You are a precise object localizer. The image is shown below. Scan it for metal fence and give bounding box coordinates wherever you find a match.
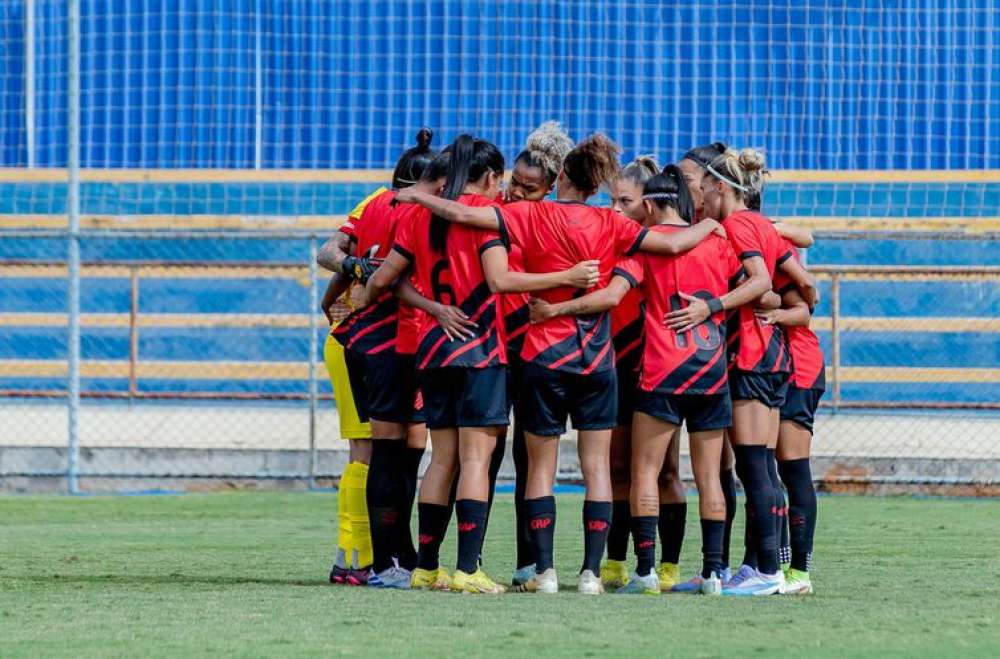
[1,229,998,495]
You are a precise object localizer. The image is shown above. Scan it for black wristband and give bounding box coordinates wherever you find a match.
[706,297,724,314]
[340,256,359,279]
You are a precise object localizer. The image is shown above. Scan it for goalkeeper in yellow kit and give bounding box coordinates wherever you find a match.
[322,187,386,585]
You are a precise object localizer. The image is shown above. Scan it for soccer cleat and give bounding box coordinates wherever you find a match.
[722,569,785,597]
[527,568,559,594]
[368,566,412,589]
[411,567,452,591]
[700,571,723,596]
[616,571,660,595]
[782,568,813,595]
[577,569,604,595]
[600,560,630,590]
[450,569,506,594]
[510,564,537,593]
[670,573,706,594]
[720,566,732,584]
[656,562,680,591]
[329,564,349,584]
[346,567,370,586]
[724,564,756,588]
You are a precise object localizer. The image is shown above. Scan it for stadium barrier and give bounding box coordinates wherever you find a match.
[1,229,997,495]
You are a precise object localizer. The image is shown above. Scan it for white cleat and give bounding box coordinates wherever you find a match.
[699,571,723,596]
[577,569,605,595]
[530,567,559,594]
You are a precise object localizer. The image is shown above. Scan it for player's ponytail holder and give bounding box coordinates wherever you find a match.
[706,164,748,192]
[642,192,678,200]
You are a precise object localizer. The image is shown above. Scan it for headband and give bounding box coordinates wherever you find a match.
[706,163,748,192]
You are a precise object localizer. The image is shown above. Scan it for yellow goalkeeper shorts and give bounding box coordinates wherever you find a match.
[323,332,371,440]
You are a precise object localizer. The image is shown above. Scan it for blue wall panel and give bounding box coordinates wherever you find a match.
[2,0,999,169]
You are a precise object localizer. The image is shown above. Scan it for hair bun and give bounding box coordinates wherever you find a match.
[416,127,434,150]
[737,148,766,172]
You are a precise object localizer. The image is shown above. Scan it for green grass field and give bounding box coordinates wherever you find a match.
[1,492,998,658]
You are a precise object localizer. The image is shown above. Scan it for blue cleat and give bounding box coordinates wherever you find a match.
[616,571,660,595]
[721,568,784,597]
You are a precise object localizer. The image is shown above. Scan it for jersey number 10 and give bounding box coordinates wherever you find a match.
[669,291,722,351]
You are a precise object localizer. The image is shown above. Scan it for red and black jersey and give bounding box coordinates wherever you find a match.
[723,210,793,374]
[497,200,646,375]
[773,239,825,390]
[333,189,401,355]
[610,257,645,375]
[488,197,530,359]
[392,194,506,370]
[635,225,740,395]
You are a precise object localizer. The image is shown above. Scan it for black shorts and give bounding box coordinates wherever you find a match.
[634,390,732,432]
[345,348,422,425]
[616,364,639,427]
[521,363,617,436]
[780,385,825,433]
[417,366,509,430]
[729,369,790,409]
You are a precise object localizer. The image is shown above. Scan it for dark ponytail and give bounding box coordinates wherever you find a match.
[562,133,621,195]
[430,134,504,252]
[392,127,436,189]
[642,164,695,224]
[681,142,727,170]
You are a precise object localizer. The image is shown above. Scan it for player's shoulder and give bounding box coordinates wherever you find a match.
[458,192,500,208]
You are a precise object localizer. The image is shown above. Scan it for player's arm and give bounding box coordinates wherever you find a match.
[756,290,782,310]
[528,275,633,324]
[363,249,410,307]
[635,218,724,256]
[395,278,477,341]
[665,256,772,333]
[317,230,354,273]
[774,223,814,248]
[778,256,819,307]
[320,274,351,325]
[480,245,599,294]
[755,286,812,328]
[393,188,499,230]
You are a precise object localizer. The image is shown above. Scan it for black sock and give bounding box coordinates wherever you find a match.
[700,519,725,579]
[526,496,557,572]
[393,446,423,570]
[658,502,686,565]
[416,502,451,571]
[481,435,506,546]
[456,499,489,574]
[720,468,737,569]
[581,500,613,575]
[779,458,817,572]
[734,445,779,575]
[606,500,631,562]
[512,426,533,569]
[629,515,657,577]
[366,440,405,573]
[765,448,784,567]
[778,489,790,565]
[741,500,757,569]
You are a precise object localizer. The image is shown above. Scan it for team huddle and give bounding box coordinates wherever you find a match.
[317,121,823,597]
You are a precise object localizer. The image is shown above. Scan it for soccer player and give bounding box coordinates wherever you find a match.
[396,133,725,594]
[502,121,576,591]
[598,155,688,592]
[320,187,382,586]
[756,240,824,595]
[665,147,815,596]
[367,135,598,594]
[319,129,438,589]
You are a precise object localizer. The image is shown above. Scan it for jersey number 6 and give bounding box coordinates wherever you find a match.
[431,259,457,306]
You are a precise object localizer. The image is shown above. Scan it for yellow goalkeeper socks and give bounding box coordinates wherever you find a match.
[336,463,355,565]
[347,462,373,569]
